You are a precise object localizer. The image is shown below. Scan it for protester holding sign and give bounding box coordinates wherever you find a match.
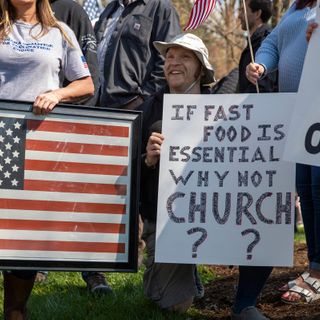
[0,0,94,317]
[138,33,214,313]
[246,0,320,305]
[232,1,278,319]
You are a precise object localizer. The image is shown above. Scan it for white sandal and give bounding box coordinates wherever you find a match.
[278,271,310,292]
[281,272,320,304]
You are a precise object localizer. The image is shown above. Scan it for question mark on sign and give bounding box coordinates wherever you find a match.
[187,227,207,258]
[241,229,260,260]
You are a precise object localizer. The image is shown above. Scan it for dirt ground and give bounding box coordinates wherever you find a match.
[195,243,320,319]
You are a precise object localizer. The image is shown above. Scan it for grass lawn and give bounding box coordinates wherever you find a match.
[0,229,304,320]
[0,265,214,320]
[294,224,306,243]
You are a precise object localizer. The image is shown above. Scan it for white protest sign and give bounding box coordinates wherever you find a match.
[155,93,295,267]
[283,1,320,165]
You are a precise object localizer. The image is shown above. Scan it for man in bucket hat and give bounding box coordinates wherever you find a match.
[138,33,214,313]
[154,33,215,92]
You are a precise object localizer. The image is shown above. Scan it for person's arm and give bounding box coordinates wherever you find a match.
[246,63,265,85]
[33,23,94,114]
[246,25,280,85]
[52,1,100,105]
[242,68,277,93]
[306,22,318,42]
[145,132,164,168]
[241,28,278,93]
[140,3,181,97]
[254,30,279,77]
[253,3,296,77]
[33,76,94,115]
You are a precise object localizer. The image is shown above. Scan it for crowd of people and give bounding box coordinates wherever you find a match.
[0,0,318,319]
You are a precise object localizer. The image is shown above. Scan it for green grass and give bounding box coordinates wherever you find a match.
[294,224,306,243]
[0,230,305,319]
[0,266,214,320]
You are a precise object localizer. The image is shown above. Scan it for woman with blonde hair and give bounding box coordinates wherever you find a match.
[0,0,94,317]
[0,0,94,114]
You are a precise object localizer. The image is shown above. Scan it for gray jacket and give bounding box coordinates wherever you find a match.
[95,0,180,108]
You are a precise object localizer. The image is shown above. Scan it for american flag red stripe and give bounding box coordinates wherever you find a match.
[0,239,125,253]
[184,0,217,30]
[25,160,128,175]
[0,219,125,233]
[24,179,127,195]
[0,199,126,214]
[0,113,132,262]
[27,119,129,137]
[26,140,128,157]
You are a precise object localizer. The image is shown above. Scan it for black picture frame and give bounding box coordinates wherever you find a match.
[0,99,142,272]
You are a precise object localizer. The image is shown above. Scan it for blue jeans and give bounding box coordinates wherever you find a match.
[296,163,320,270]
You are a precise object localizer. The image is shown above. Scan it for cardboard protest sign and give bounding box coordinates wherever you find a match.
[283,1,320,165]
[155,93,295,267]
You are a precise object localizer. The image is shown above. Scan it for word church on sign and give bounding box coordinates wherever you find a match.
[156,93,295,266]
[166,190,291,226]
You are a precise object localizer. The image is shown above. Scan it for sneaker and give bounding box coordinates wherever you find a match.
[194,267,205,300]
[85,272,113,295]
[231,307,269,320]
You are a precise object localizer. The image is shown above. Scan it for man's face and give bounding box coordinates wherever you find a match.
[164,46,202,93]
[239,0,257,32]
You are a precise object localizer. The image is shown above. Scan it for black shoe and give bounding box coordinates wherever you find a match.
[231,307,269,320]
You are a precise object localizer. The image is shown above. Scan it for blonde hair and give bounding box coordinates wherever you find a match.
[0,0,73,45]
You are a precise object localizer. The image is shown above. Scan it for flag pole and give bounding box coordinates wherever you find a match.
[241,0,260,93]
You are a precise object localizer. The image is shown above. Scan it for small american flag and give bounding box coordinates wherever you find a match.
[83,0,101,21]
[0,111,131,263]
[184,0,217,30]
[81,56,88,69]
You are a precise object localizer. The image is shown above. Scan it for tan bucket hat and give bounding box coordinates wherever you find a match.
[154,33,215,84]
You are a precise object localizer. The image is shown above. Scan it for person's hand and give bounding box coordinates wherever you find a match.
[145,132,164,167]
[306,22,318,42]
[33,91,62,115]
[246,63,265,84]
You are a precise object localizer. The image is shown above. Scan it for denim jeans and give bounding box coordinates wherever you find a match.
[296,163,320,270]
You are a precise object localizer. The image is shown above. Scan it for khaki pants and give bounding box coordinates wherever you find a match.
[142,220,197,309]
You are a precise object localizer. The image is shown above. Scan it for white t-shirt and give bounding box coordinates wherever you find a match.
[0,21,91,101]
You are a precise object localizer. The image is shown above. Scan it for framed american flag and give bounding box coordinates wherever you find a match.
[0,100,141,272]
